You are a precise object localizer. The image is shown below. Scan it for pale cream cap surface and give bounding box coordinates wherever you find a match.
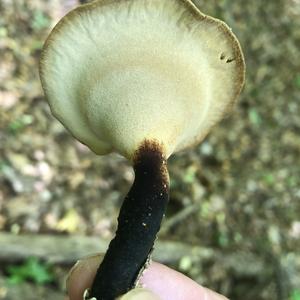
[40,0,245,160]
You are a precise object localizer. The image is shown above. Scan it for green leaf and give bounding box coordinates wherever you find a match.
[0,160,8,173]
[8,119,24,133]
[8,115,33,134]
[7,257,53,285]
[183,166,197,184]
[248,108,262,126]
[263,173,275,185]
[218,233,229,247]
[32,11,50,31]
[291,289,300,300]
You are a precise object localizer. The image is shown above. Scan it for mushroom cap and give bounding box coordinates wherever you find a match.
[40,0,245,160]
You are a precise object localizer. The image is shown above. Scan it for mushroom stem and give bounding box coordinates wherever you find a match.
[89,140,169,300]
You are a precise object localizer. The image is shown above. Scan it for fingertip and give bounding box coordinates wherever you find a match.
[139,262,228,300]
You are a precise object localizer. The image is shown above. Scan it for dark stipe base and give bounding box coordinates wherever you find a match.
[89,140,169,300]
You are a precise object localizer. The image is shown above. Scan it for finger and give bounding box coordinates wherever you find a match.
[66,255,160,300]
[66,254,159,300]
[66,254,228,300]
[139,262,228,300]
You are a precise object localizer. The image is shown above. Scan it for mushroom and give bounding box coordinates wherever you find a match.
[39,0,245,299]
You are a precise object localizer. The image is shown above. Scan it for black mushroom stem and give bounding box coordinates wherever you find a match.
[89,140,170,300]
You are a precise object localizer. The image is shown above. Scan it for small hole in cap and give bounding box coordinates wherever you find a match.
[226,57,235,63]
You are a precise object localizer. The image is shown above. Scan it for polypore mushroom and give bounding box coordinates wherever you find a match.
[40,0,245,299]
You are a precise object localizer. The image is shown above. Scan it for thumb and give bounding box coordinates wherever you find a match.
[118,288,161,300]
[66,254,161,300]
[67,253,228,300]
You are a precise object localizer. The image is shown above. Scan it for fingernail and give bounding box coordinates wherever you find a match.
[66,259,81,287]
[66,253,104,289]
[119,288,161,300]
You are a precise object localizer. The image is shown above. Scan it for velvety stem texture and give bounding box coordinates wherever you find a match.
[89,141,169,300]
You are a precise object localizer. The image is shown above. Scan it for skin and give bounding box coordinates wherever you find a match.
[67,254,228,300]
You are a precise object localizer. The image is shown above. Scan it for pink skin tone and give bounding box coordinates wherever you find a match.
[67,255,228,300]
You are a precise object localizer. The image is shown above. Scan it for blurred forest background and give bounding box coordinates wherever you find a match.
[0,0,300,299]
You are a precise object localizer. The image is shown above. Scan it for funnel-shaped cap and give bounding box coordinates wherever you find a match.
[40,0,245,159]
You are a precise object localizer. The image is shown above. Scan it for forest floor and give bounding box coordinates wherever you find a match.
[0,0,300,299]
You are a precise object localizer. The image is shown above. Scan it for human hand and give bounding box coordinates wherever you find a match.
[67,254,228,300]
